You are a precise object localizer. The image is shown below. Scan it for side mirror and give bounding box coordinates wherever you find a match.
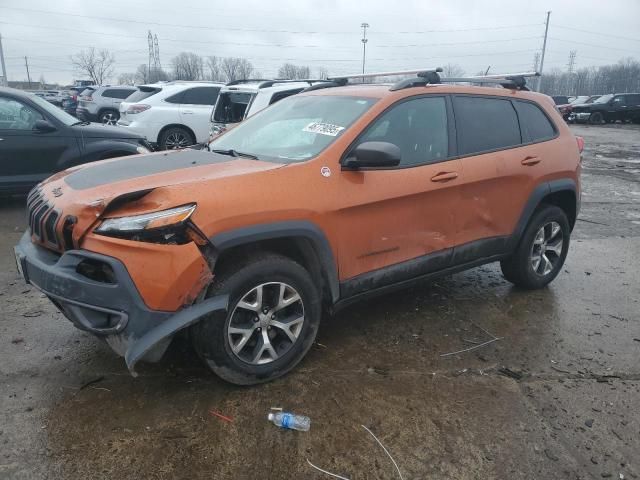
[33,119,57,133]
[343,141,401,169]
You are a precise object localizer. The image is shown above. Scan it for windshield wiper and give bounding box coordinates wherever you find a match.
[210,148,259,160]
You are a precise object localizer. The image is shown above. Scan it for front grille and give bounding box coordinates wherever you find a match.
[26,187,61,248]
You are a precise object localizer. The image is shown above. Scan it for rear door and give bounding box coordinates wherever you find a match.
[179,86,221,142]
[451,95,554,262]
[336,95,462,291]
[609,95,628,122]
[626,94,640,122]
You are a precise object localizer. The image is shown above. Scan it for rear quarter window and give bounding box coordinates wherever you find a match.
[515,101,557,143]
[453,96,521,155]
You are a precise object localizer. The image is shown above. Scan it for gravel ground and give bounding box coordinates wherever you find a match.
[0,124,638,480]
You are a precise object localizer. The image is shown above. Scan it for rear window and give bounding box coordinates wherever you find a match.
[102,88,136,99]
[552,96,569,105]
[515,101,556,143]
[212,91,255,123]
[453,96,521,155]
[126,86,161,102]
[181,86,220,105]
[79,87,95,98]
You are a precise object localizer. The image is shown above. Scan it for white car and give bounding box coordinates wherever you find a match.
[208,80,328,142]
[117,81,223,149]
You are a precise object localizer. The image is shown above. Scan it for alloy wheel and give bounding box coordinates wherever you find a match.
[530,221,564,276]
[101,112,118,126]
[227,282,305,365]
[165,132,190,149]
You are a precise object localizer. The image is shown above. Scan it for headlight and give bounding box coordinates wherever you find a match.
[136,145,150,154]
[95,204,205,245]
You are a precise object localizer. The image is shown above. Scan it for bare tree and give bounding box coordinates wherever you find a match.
[206,56,224,82]
[442,63,465,78]
[317,67,329,80]
[172,52,204,81]
[71,48,115,85]
[277,63,311,79]
[220,57,254,82]
[118,72,137,85]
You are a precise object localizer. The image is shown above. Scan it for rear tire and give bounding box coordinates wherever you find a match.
[99,109,119,125]
[159,127,195,150]
[191,253,322,385]
[501,205,570,289]
[589,112,604,125]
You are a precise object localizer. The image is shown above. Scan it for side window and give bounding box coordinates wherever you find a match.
[165,91,185,104]
[355,96,449,166]
[0,97,44,130]
[627,94,640,106]
[612,95,627,106]
[515,101,556,143]
[102,88,135,99]
[181,87,221,105]
[453,96,521,155]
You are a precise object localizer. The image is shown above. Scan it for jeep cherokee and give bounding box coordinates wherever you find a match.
[14,70,582,385]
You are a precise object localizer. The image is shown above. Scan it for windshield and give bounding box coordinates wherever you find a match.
[570,96,590,105]
[29,93,78,126]
[210,95,377,163]
[594,94,613,104]
[212,91,255,123]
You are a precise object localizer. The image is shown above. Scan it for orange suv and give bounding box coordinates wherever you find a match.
[14,70,582,385]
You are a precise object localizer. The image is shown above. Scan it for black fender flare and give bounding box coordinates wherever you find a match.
[210,220,340,303]
[507,178,578,252]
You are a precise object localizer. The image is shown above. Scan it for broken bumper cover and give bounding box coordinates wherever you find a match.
[14,232,227,375]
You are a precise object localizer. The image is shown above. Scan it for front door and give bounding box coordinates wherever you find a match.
[179,86,221,143]
[0,96,69,191]
[335,95,462,293]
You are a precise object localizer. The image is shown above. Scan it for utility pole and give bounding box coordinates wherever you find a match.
[567,50,577,95]
[361,22,369,80]
[24,56,32,88]
[537,10,551,92]
[0,33,7,87]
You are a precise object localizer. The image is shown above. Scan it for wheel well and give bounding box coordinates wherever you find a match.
[213,238,332,306]
[541,190,577,229]
[157,124,196,144]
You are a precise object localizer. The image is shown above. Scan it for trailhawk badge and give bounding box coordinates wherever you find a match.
[321,166,331,177]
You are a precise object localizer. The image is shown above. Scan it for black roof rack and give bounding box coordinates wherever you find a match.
[390,71,540,92]
[225,79,275,86]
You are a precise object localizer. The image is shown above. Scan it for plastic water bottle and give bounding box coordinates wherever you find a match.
[267,412,310,431]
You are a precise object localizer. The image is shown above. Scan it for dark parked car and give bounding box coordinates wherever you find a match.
[62,86,93,117]
[551,95,573,106]
[558,95,600,121]
[0,87,152,194]
[569,93,640,124]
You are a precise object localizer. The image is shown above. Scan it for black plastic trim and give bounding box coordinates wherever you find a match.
[210,220,340,302]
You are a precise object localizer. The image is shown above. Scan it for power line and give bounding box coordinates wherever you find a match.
[549,37,639,53]
[555,25,640,43]
[0,6,541,35]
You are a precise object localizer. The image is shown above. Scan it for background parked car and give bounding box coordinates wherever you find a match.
[62,86,93,117]
[551,95,575,105]
[569,93,640,124]
[117,81,223,149]
[75,85,137,125]
[208,79,328,142]
[558,95,601,121]
[0,87,151,194]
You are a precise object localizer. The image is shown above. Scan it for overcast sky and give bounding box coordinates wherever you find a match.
[1,0,639,85]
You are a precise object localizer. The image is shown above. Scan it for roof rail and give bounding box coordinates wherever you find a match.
[328,67,443,83]
[390,71,540,92]
[225,79,277,86]
[225,78,332,88]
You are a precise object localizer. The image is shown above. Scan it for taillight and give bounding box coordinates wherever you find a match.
[576,136,585,153]
[126,104,151,114]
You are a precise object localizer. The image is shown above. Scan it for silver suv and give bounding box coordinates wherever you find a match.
[76,86,137,124]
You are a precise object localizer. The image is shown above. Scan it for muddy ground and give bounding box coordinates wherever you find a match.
[1,124,639,480]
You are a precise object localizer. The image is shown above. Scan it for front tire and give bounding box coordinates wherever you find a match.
[501,205,570,289]
[191,253,322,385]
[589,112,604,125]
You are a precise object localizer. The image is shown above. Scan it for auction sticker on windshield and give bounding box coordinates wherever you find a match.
[303,122,345,136]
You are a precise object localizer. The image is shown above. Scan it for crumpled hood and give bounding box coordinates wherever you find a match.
[36,149,283,247]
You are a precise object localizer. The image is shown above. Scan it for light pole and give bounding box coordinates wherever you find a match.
[361,22,369,79]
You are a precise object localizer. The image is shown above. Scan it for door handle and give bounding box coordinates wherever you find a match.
[430,171,459,182]
[182,110,194,114]
[521,156,541,166]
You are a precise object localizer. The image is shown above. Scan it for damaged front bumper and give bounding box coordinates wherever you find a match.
[14,232,227,375]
